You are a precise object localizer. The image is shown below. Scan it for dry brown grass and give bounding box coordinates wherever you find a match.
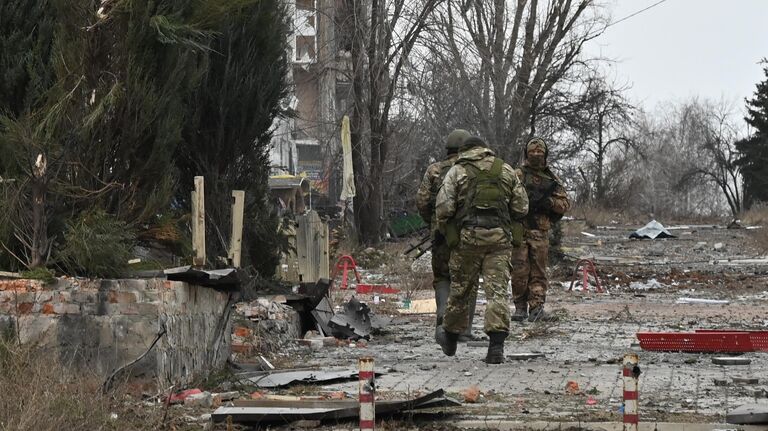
[740,205,768,253]
[569,204,638,228]
[741,204,768,225]
[0,338,175,431]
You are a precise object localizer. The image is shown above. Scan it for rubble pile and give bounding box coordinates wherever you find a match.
[231,298,301,356]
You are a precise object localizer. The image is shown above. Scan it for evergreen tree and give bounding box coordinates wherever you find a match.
[0,0,55,118]
[1,0,288,273]
[736,61,768,208]
[177,0,290,276]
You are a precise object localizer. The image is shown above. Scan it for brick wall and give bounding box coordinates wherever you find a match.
[0,277,232,387]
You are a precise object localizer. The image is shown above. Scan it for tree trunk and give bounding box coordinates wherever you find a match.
[30,154,48,268]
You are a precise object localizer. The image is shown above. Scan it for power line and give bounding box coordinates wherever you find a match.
[606,0,670,29]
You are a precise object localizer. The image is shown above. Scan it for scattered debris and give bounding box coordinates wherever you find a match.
[164,266,241,287]
[328,297,372,340]
[397,298,436,314]
[629,278,664,290]
[506,353,546,361]
[247,368,384,389]
[168,388,203,404]
[211,389,460,424]
[462,385,481,403]
[355,284,400,294]
[565,381,580,395]
[629,220,676,239]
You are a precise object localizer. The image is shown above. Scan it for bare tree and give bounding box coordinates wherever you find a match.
[677,100,743,218]
[341,0,442,244]
[424,0,607,160]
[567,76,636,205]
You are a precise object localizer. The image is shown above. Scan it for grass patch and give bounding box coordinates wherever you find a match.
[19,267,55,284]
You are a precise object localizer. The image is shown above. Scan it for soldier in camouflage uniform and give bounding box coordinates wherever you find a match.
[434,136,528,364]
[511,138,571,322]
[416,129,474,342]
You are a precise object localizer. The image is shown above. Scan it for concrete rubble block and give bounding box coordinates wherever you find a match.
[185,391,214,407]
[727,403,768,425]
[732,377,760,385]
[213,392,240,403]
[713,357,752,366]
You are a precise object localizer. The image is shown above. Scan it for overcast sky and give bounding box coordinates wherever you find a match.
[585,0,768,118]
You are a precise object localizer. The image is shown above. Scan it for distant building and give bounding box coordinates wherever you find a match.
[269,0,353,206]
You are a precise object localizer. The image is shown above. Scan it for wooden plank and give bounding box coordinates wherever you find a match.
[229,190,245,268]
[192,176,206,267]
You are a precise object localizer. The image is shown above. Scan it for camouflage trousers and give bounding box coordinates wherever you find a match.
[431,233,451,286]
[510,229,549,309]
[443,243,512,334]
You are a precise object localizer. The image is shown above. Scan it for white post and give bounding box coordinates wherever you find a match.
[192,176,206,267]
[229,190,245,267]
[359,356,375,431]
[623,353,640,431]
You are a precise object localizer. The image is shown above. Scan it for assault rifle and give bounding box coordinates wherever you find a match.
[404,232,432,259]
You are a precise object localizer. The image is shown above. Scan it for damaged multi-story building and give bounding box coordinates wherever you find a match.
[269,0,354,212]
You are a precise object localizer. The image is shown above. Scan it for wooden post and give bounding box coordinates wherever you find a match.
[229,190,245,268]
[192,176,206,267]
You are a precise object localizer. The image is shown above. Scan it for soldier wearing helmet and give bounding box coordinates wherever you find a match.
[434,136,528,364]
[511,137,571,322]
[416,129,477,342]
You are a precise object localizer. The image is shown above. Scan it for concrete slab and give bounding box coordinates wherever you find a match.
[726,403,768,425]
[713,357,752,366]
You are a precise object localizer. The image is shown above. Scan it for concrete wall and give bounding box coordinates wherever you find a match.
[0,278,232,387]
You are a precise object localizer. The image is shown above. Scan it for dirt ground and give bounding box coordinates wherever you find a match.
[213,219,768,430]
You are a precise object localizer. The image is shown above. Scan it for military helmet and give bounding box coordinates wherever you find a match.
[460,135,487,151]
[525,137,548,159]
[445,129,471,150]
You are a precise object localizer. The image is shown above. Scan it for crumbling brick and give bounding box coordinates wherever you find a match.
[41,303,55,315]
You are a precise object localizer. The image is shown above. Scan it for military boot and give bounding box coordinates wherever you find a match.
[528,305,559,322]
[485,331,507,364]
[436,326,459,356]
[510,302,528,322]
[434,281,451,342]
[457,298,477,342]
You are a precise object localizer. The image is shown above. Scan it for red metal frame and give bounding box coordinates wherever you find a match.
[637,330,768,353]
[568,259,604,293]
[330,255,362,290]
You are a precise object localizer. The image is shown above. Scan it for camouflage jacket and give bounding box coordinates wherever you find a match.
[416,153,458,229]
[513,163,570,232]
[436,147,528,246]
